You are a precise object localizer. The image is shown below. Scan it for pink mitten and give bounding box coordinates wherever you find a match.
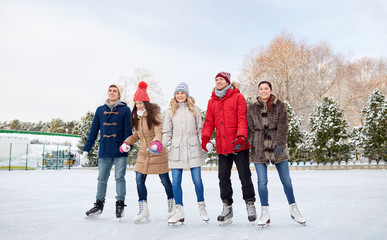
[120,142,130,153]
[148,141,163,154]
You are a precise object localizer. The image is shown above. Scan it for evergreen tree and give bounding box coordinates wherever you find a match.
[306,96,351,164]
[75,111,99,167]
[360,89,387,162]
[285,101,304,163]
[49,118,66,133]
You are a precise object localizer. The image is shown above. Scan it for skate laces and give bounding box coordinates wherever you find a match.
[168,199,174,212]
[137,201,144,215]
[220,204,230,216]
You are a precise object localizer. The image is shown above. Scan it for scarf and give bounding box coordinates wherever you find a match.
[137,109,146,117]
[105,99,121,110]
[215,84,232,99]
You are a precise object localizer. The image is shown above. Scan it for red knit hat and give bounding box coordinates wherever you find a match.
[133,81,150,102]
[215,72,231,84]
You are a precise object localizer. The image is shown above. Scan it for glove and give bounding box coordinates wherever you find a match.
[274,145,284,157]
[232,136,246,151]
[82,151,89,165]
[120,142,131,153]
[201,136,214,152]
[147,141,163,155]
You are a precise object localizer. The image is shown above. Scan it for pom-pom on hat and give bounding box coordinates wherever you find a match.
[133,81,150,102]
[215,72,231,84]
[174,82,189,97]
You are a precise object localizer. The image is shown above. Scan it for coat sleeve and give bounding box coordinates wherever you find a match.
[124,130,139,145]
[202,100,215,139]
[83,108,100,152]
[274,102,288,148]
[124,107,133,147]
[153,113,163,142]
[195,106,203,142]
[247,104,254,141]
[236,93,249,138]
[162,110,173,147]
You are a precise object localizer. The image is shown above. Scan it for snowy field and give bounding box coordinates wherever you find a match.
[1,169,387,240]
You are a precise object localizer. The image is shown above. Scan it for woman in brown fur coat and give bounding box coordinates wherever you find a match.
[247,81,306,227]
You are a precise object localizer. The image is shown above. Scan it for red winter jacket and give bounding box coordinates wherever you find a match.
[202,83,250,155]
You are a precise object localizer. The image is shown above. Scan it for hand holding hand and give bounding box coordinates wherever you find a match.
[82,151,89,165]
[120,142,131,153]
[232,136,246,151]
[201,136,214,152]
[148,141,163,155]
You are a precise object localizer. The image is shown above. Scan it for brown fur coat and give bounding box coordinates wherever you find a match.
[247,95,289,164]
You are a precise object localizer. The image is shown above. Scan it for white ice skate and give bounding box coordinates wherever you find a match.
[166,198,176,219]
[168,204,184,225]
[133,200,150,223]
[289,203,306,226]
[257,206,270,228]
[198,201,210,222]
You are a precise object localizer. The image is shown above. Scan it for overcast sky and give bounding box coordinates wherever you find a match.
[1,0,386,123]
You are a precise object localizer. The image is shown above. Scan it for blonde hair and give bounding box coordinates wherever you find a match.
[170,96,198,117]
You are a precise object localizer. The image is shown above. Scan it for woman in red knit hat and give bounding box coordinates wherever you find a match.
[120,81,175,223]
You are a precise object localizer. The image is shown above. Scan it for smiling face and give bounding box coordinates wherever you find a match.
[258,83,273,102]
[175,91,187,103]
[108,86,120,103]
[215,77,229,90]
[135,101,145,111]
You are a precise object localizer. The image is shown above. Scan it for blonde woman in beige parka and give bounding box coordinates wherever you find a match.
[120,81,175,223]
[162,82,209,224]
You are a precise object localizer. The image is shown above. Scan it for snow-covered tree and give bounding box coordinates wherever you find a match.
[74,111,99,167]
[49,118,66,133]
[360,89,387,162]
[285,101,304,163]
[306,96,351,164]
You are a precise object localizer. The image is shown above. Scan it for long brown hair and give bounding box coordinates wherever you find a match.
[131,102,161,130]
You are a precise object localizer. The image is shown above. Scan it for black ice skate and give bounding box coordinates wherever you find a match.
[246,201,257,222]
[86,199,104,217]
[116,200,127,218]
[217,202,233,226]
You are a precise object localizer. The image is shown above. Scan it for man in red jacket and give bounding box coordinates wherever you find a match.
[201,72,256,225]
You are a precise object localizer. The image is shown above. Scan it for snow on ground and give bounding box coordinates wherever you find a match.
[1,169,387,240]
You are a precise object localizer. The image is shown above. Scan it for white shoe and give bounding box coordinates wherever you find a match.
[289,203,306,225]
[198,201,210,222]
[133,200,150,222]
[168,204,184,224]
[167,198,176,219]
[257,206,270,226]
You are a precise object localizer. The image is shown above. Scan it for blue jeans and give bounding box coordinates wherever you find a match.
[135,171,174,201]
[171,167,204,206]
[96,157,127,202]
[254,160,295,206]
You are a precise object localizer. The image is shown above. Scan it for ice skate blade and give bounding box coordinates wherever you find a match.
[85,213,101,219]
[218,219,232,226]
[291,216,306,226]
[133,218,151,224]
[258,224,270,229]
[168,221,184,226]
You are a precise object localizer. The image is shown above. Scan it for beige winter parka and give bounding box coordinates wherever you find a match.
[162,102,205,169]
[124,111,169,174]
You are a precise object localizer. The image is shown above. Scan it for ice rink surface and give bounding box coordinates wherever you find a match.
[1,169,386,240]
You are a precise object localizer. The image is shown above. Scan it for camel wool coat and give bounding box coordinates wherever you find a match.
[124,111,169,174]
[162,102,205,169]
